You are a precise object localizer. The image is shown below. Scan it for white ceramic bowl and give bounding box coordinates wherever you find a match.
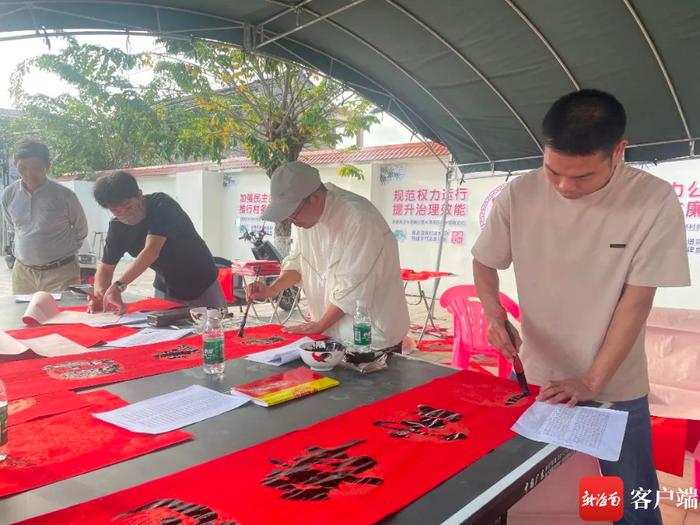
[299,340,346,371]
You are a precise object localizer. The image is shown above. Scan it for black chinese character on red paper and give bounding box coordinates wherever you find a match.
[263,439,383,501]
[42,359,122,380]
[242,336,285,346]
[374,404,468,441]
[154,344,200,360]
[113,498,238,525]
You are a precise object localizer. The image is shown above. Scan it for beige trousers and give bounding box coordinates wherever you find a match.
[12,259,81,294]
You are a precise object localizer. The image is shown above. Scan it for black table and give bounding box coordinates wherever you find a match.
[0,294,568,524]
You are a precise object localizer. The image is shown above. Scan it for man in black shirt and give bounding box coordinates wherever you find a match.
[89,171,225,313]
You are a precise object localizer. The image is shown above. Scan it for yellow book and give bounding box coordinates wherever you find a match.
[232,367,339,407]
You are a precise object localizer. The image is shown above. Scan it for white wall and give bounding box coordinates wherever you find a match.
[201,170,224,257]
[643,160,700,308]
[137,176,176,199]
[62,155,700,311]
[455,160,700,310]
[173,170,225,256]
[320,163,371,199]
[59,179,111,255]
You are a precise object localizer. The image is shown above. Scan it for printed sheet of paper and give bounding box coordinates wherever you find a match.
[21,334,91,357]
[93,385,249,434]
[244,336,313,366]
[106,327,193,348]
[0,332,90,357]
[0,331,32,355]
[511,401,628,461]
[15,292,61,303]
[22,292,147,326]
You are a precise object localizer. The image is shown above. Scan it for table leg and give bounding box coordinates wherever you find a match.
[268,294,282,324]
[417,279,444,344]
[420,281,441,333]
[278,286,304,325]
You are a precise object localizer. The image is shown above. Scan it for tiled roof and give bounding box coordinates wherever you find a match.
[58,141,448,180]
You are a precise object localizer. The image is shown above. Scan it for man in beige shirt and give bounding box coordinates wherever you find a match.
[473,89,689,525]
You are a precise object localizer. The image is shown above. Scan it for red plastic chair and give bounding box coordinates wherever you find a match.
[439,284,520,377]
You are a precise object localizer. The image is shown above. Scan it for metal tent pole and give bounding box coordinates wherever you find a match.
[418,159,455,343]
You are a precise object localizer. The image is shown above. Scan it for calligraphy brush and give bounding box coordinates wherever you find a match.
[504,317,531,396]
[238,266,261,338]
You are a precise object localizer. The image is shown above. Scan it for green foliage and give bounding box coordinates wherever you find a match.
[9,38,215,175]
[9,36,378,178]
[338,164,364,180]
[152,39,377,176]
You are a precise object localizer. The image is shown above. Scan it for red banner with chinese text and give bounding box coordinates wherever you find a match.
[17,371,536,525]
[0,325,320,401]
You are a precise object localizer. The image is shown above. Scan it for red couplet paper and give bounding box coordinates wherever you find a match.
[7,390,91,427]
[651,416,688,477]
[17,371,536,525]
[401,269,453,281]
[232,259,281,276]
[0,325,322,401]
[6,324,138,349]
[5,298,182,349]
[0,390,191,498]
[60,297,182,313]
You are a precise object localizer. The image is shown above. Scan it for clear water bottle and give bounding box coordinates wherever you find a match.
[353,300,372,353]
[0,379,7,462]
[202,309,225,375]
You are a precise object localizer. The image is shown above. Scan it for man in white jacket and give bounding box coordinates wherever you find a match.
[246,161,409,352]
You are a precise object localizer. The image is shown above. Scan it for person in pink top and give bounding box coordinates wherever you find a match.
[473,89,690,525]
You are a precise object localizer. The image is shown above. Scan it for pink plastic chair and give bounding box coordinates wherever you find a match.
[439,285,520,377]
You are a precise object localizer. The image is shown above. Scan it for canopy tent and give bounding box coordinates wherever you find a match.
[2,0,700,175]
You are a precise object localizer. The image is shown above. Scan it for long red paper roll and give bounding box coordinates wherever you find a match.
[0,325,322,401]
[0,390,191,498]
[16,371,537,525]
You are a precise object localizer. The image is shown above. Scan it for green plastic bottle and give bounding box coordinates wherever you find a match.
[353,300,372,353]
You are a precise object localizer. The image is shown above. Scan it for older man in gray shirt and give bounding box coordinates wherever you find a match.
[1,139,88,293]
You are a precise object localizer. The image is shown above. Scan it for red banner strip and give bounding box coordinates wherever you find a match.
[0,325,321,401]
[17,371,536,524]
[0,390,191,498]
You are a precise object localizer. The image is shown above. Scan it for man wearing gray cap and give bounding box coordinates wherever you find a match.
[246,161,409,352]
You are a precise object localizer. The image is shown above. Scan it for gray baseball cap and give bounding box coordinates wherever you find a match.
[260,161,322,222]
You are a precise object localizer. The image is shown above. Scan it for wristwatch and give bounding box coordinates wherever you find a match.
[114,280,128,292]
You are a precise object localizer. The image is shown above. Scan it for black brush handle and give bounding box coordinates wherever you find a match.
[237,302,252,337]
[505,319,531,396]
[238,267,262,338]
